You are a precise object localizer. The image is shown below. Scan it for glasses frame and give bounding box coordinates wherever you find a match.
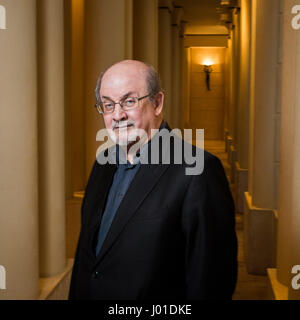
[95,93,152,115]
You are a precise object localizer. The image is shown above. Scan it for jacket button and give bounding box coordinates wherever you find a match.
[92,271,99,279]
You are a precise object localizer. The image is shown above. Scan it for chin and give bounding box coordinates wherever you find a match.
[109,129,138,146]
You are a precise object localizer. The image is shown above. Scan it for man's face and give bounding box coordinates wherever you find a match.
[99,62,163,146]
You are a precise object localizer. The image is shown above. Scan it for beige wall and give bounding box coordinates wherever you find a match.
[188,47,226,140]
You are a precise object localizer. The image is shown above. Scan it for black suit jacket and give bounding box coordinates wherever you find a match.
[69,126,238,300]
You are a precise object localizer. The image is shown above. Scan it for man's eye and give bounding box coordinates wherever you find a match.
[103,103,114,109]
[124,98,136,107]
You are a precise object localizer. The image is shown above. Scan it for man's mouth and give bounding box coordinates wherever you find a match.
[114,124,133,130]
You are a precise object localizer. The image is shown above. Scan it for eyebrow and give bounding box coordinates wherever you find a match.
[101,91,135,102]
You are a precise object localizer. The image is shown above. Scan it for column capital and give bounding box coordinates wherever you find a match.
[172,6,184,26]
[158,0,173,13]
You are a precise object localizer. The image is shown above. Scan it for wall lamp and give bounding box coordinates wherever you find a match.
[203,64,213,91]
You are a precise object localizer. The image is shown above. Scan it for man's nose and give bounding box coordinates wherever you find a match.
[113,104,127,121]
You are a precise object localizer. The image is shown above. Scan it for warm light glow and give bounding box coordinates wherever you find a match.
[202,59,214,66]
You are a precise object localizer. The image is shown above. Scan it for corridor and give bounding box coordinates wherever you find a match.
[1,0,300,300]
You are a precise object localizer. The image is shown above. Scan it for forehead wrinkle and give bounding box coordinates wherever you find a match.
[101,91,135,101]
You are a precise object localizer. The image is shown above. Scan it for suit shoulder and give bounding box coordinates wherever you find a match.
[203,149,222,167]
[180,146,226,182]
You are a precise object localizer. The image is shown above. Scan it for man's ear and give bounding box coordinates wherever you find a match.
[154,91,164,116]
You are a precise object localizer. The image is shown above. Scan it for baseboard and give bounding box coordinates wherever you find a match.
[39,259,74,300]
[267,268,288,300]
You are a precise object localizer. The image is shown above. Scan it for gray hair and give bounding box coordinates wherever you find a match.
[94,63,163,105]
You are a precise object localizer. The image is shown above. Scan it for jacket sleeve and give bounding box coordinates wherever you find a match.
[181,154,238,300]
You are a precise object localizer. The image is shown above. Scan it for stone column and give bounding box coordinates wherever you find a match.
[133,0,158,69]
[275,0,300,300]
[171,7,183,129]
[37,0,66,277]
[85,0,133,179]
[235,0,251,213]
[64,0,86,198]
[225,33,233,153]
[244,0,281,274]
[158,0,173,127]
[226,16,237,162]
[228,8,240,183]
[180,21,188,130]
[224,36,230,144]
[182,46,191,129]
[0,0,39,299]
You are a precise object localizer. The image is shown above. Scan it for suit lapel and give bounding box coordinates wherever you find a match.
[84,162,117,259]
[94,163,170,266]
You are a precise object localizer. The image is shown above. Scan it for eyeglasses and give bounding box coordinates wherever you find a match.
[95,93,152,115]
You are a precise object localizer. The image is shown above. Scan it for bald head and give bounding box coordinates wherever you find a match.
[95,60,162,105]
[104,60,150,80]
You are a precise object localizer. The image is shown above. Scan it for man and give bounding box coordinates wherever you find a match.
[69,60,237,300]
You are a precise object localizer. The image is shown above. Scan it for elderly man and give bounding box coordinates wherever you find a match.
[69,60,237,300]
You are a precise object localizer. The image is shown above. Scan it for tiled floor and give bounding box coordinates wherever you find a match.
[205,140,269,300]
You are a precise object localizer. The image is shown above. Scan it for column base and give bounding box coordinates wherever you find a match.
[244,192,277,275]
[39,259,74,300]
[234,162,248,213]
[267,268,288,300]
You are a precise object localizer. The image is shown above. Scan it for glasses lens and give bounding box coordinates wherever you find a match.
[122,97,138,110]
[102,102,115,113]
